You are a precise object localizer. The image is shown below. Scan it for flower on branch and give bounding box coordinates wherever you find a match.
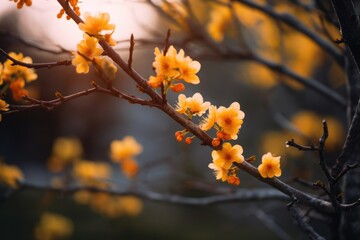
[216,102,245,140]
[200,105,217,131]
[258,152,282,178]
[208,161,229,182]
[175,93,210,117]
[3,52,37,83]
[0,161,24,188]
[149,45,201,92]
[72,34,103,74]
[212,142,244,169]
[79,12,116,35]
[78,12,116,45]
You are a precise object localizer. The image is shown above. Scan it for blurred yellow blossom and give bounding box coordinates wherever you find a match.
[291,111,323,139]
[9,79,28,101]
[207,5,232,42]
[216,102,245,140]
[261,131,302,159]
[0,162,24,188]
[73,160,110,188]
[212,142,244,169]
[79,12,115,35]
[117,196,143,217]
[34,212,73,240]
[176,93,210,117]
[110,136,143,162]
[0,63,3,85]
[74,191,143,218]
[47,137,83,172]
[72,34,103,74]
[325,117,345,150]
[121,158,139,178]
[258,152,281,178]
[3,52,37,83]
[161,1,189,31]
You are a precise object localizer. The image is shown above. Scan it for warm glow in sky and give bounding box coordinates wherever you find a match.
[1,0,156,49]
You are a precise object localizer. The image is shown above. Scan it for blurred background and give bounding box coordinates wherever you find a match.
[0,0,347,239]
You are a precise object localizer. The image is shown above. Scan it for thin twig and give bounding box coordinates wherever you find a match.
[128,34,135,69]
[287,201,326,240]
[0,48,72,69]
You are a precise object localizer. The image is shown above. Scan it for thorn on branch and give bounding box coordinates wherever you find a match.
[128,34,135,69]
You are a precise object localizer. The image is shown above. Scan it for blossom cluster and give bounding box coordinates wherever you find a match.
[147,44,281,184]
[0,52,37,115]
[148,45,201,93]
[72,12,118,74]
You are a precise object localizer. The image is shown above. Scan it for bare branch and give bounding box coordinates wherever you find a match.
[0,48,72,69]
[288,202,326,240]
[17,181,289,205]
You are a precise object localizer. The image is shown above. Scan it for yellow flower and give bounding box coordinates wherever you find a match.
[208,161,228,182]
[72,34,104,74]
[0,162,24,188]
[78,12,115,35]
[175,93,210,117]
[175,94,188,114]
[3,52,37,82]
[73,160,110,187]
[110,136,143,162]
[152,45,201,84]
[212,142,244,169]
[207,5,232,42]
[176,49,201,84]
[34,212,73,240]
[216,102,245,140]
[148,74,165,88]
[153,46,179,78]
[200,105,217,131]
[258,152,281,178]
